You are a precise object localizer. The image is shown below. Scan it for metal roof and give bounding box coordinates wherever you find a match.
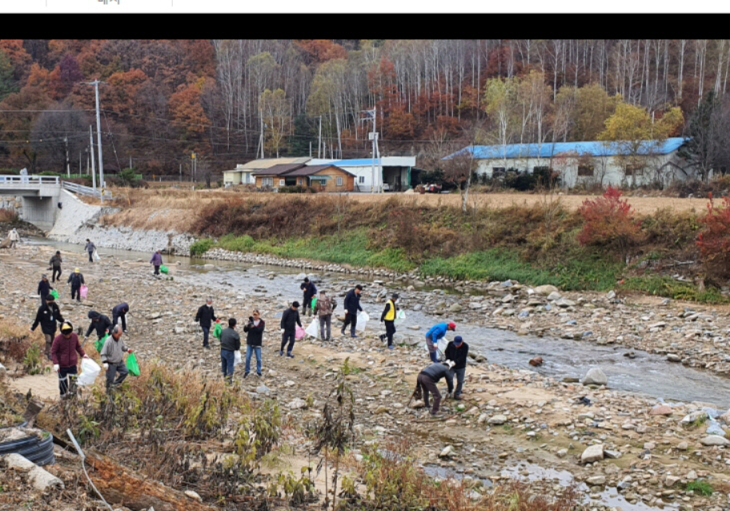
[444,138,687,160]
[239,157,311,170]
[253,163,307,176]
[285,164,355,177]
[309,156,416,167]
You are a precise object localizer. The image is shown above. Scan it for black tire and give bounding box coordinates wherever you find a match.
[0,431,54,466]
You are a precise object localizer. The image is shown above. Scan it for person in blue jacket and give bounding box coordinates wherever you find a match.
[340,285,363,338]
[424,321,456,363]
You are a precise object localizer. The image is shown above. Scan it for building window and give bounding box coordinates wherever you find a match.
[337,177,343,186]
[492,167,506,175]
[358,176,365,183]
[279,179,285,186]
[625,164,643,176]
[577,164,594,177]
[262,177,273,186]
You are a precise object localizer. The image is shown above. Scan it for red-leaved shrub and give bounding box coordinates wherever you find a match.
[697,193,730,279]
[577,186,643,257]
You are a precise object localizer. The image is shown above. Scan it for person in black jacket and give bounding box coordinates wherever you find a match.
[444,336,469,400]
[219,318,241,385]
[243,309,265,377]
[341,285,363,338]
[67,268,84,302]
[379,293,399,349]
[280,301,301,358]
[30,294,64,360]
[416,361,455,416]
[300,277,317,317]
[37,274,53,306]
[112,303,129,333]
[195,298,217,349]
[85,310,112,341]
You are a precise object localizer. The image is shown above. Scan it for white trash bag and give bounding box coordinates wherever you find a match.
[234,350,242,366]
[93,249,100,262]
[77,357,101,387]
[395,309,407,323]
[305,319,320,339]
[424,336,449,362]
[355,311,369,332]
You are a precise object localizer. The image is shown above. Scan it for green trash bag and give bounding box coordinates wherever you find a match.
[160,265,169,274]
[311,297,317,309]
[212,322,222,339]
[95,333,109,353]
[49,289,59,300]
[126,352,140,377]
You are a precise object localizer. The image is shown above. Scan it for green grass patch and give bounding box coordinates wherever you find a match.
[189,239,214,256]
[686,480,713,496]
[213,231,416,273]
[420,249,622,291]
[621,276,730,304]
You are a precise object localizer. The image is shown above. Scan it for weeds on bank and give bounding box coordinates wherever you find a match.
[686,480,714,496]
[342,440,579,510]
[53,361,281,504]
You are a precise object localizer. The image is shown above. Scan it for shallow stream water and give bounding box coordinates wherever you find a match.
[29,237,730,409]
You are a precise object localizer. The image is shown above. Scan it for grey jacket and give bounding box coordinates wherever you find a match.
[220,327,241,352]
[100,335,128,364]
[420,363,453,385]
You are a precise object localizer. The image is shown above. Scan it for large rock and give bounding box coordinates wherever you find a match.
[488,415,507,425]
[700,435,730,446]
[581,444,604,464]
[534,285,559,296]
[546,291,562,301]
[586,475,606,486]
[649,405,673,416]
[448,303,463,313]
[581,368,608,386]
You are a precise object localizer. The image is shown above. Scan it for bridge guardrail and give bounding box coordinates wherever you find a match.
[0,175,60,186]
[61,181,112,200]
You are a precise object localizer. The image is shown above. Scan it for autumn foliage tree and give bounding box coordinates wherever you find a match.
[577,186,643,259]
[697,194,730,280]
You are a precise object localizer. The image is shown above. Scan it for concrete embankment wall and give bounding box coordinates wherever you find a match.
[48,190,196,254]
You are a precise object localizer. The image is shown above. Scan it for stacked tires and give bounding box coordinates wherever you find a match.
[0,427,54,466]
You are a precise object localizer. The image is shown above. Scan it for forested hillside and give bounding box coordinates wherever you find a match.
[0,39,727,177]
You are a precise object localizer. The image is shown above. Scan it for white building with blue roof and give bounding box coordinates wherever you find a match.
[445,137,693,188]
[308,156,417,192]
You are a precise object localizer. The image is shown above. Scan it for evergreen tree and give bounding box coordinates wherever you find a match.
[288,114,316,156]
[0,51,18,101]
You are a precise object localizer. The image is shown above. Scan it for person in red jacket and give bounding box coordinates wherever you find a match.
[51,322,88,398]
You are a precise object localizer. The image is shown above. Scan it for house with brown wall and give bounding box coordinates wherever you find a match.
[254,164,354,192]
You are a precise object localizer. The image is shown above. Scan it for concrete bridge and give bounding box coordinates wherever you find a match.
[0,176,111,231]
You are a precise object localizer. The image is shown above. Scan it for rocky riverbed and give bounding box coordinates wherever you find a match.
[3,242,730,510]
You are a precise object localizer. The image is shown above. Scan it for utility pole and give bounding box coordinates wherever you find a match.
[129,155,132,170]
[64,137,70,178]
[89,126,96,191]
[179,163,182,182]
[86,79,105,202]
[309,141,312,158]
[79,151,81,175]
[191,152,196,183]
